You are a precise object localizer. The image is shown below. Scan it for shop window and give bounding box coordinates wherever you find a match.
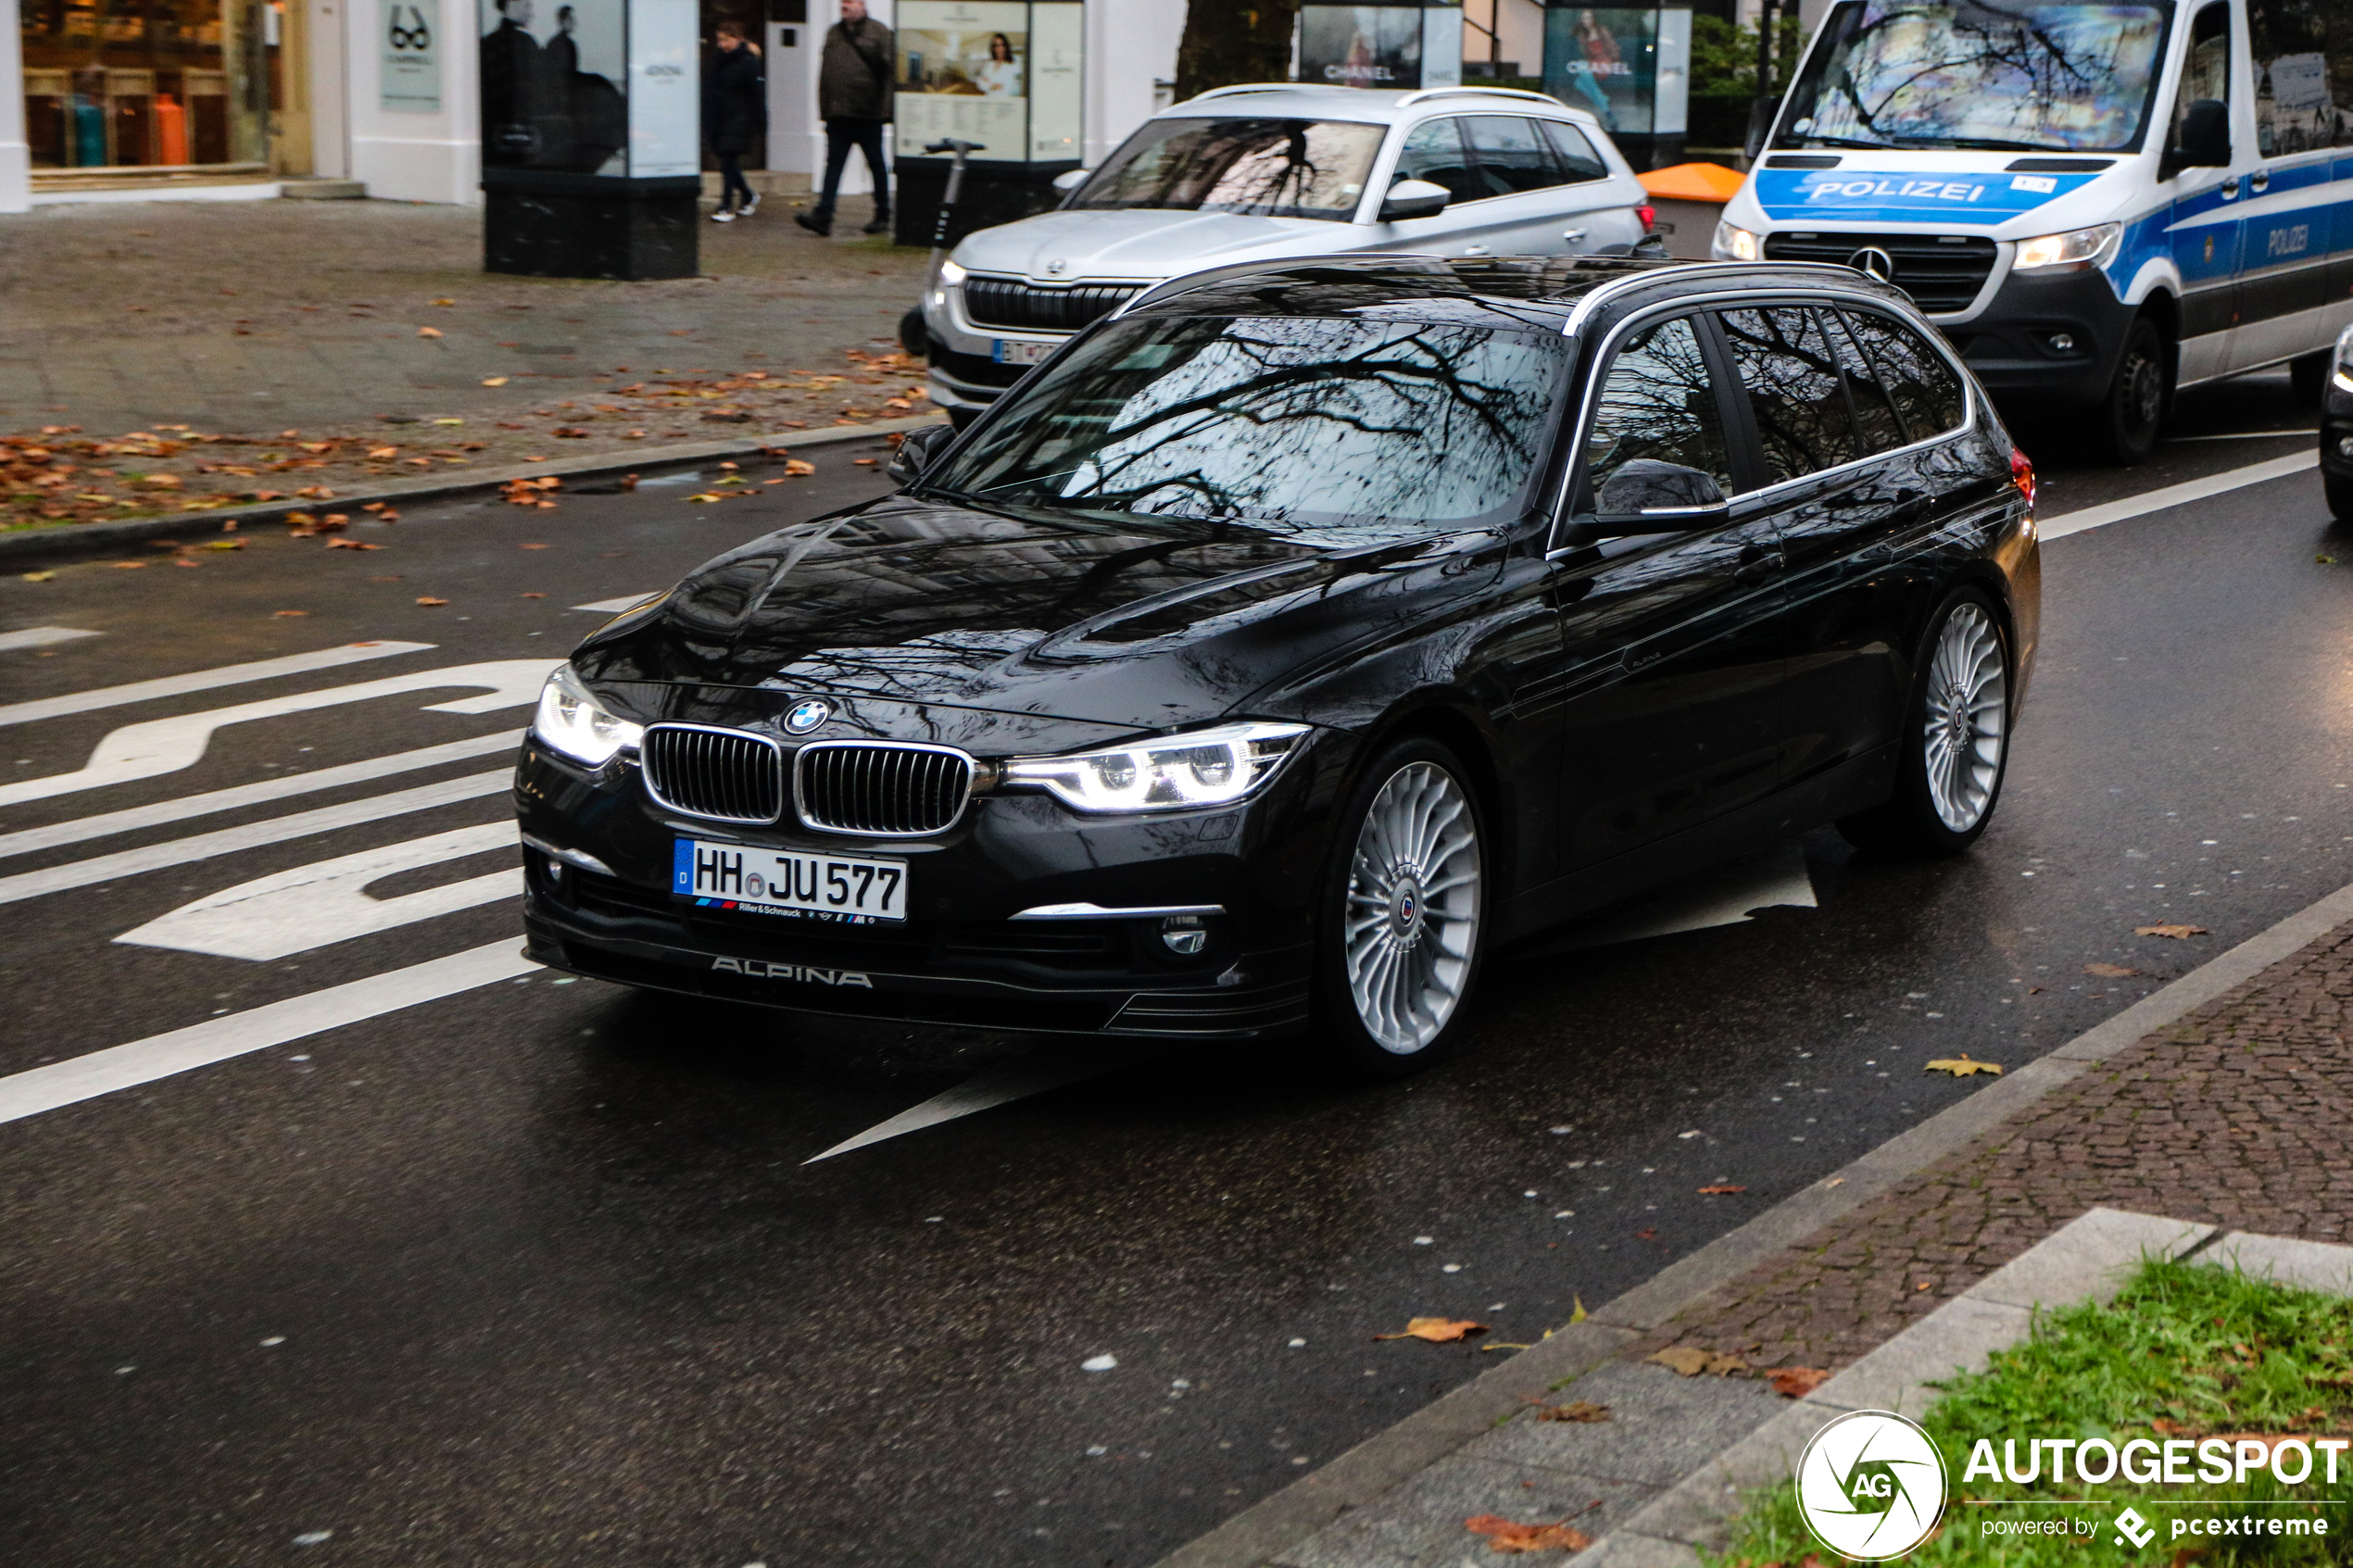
[19,0,269,169]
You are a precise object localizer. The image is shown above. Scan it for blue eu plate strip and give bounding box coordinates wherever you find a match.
[673,838,694,895]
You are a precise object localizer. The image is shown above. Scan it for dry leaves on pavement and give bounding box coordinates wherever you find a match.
[415,596,447,607]
[1522,1397,1611,1423]
[1374,1317,1487,1344]
[1465,1514,1595,1553]
[1766,1367,1831,1398]
[2137,923,2208,939]
[2083,962,2141,978]
[1696,1185,1747,1195]
[1646,1347,1748,1377]
[1924,1055,2003,1077]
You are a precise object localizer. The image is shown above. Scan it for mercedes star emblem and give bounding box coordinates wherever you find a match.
[785,698,832,734]
[1847,245,1897,282]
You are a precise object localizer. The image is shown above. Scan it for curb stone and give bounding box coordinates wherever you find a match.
[1153,879,2353,1568]
[0,413,946,567]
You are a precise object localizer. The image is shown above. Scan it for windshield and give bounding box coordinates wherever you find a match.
[1777,0,2171,152]
[925,315,1567,542]
[1069,118,1389,220]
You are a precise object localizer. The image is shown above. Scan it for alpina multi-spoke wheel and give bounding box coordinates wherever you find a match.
[1840,589,2014,856]
[1318,739,1486,1076]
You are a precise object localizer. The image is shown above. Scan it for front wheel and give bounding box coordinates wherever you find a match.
[2098,317,2169,465]
[1313,739,1488,1079]
[2328,470,2353,525]
[1838,591,2013,856]
[2293,349,2330,408]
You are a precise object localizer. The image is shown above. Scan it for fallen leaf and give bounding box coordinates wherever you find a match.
[853,456,880,466]
[21,571,55,582]
[520,592,547,598]
[414,596,448,607]
[621,473,640,490]
[1767,1367,1831,1399]
[1524,1397,1612,1423]
[376,508,400,522]
[1465,1514,1593,1554]
[1697,1185,1747,1195]
[111,560,147,570]
[518,542,550,550]
[2321,555,2338,566]
[325,539,383,550]
[1924,1055,2004,1077]
[206,539,246,551]
[418,326,443,338]
[366,447,398,460]
[1916,1280,1935,1291]
[2137,924,2208,940]
[272,608,309,617]
[481,377,510,387]
[784,458,816,476]
[1647,1347,1747,1377]
[2084,962,2140,977]
[1374,1318,1487,1344]
[431,297,456,306]
[1568,1295,1587,1325]
[173,557,201,568]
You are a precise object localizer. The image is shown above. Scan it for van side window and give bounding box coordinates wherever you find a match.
[1717,307,1859,483]
[1538,119,1609,182]
[1393,119,1483,206]
[2248,0,2329,157]
[2171,3,2233,153]
[1583,314,1736,502]
[1840,309,1968,437]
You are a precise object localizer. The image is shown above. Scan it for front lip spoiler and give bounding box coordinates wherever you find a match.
[1012,901,1227,920]
[521,833,615,877]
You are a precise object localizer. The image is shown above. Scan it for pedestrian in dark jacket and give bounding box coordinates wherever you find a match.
[705,21,768,220]
[797,0,894,236]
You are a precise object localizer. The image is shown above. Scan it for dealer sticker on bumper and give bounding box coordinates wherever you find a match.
[673,838,908,923]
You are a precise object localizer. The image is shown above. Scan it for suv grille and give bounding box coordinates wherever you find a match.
[1760,232,1996,315]
[641,725,784,823]
[797,742,974,837]
[963,277,1142,332]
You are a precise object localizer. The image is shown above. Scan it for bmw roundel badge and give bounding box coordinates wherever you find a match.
[786,698,832,734]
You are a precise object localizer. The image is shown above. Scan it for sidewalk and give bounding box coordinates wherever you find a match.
[1162,896,2353,1566]
[0,194,924,533]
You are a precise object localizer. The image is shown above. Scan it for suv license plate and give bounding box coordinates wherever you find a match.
[993,338,1055,365]
[673,838,908,922]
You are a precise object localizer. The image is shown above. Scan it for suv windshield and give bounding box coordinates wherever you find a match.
[1777,0,2171,153]
[1070,118,1389,220]
[925,315,1567,542]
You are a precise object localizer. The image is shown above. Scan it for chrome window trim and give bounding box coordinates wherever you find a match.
[793,738,980,840]
[639,721,786,826]
[1547,285,1982,557]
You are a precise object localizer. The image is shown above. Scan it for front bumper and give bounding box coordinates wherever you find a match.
[2322,380,2353,480]
[1940,261,2138,406]
[515,736,1341,1039]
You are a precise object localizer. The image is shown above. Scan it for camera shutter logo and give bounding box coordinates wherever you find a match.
[2115,1506,2158,1549]
[1794,1410,1948,1560]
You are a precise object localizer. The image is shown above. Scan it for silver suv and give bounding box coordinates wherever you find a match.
[920,83,1657,422]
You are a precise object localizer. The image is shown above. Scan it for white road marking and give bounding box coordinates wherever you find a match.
[0,939,535,1127]
[0,641,431,729]
[0,659,555,811]
[1520,842,1818,957]
[0,771,511,908]
[2039,451,2318,541]
[0,627,102,652]
[118,822,520,960]
[804,1046,1161,1163]
[573,594,658,614]
[0,731,520,863]
[2170,429,2316,441]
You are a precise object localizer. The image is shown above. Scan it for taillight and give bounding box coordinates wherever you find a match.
[2009,446,2036,509]
[1638,204,1656,232]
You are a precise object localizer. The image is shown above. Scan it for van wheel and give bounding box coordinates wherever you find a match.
[2293,349,2330,408]
[2098,318,2168,464]
[1838,589,2013,856]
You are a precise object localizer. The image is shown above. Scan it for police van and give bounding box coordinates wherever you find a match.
[1712,0,2352,461]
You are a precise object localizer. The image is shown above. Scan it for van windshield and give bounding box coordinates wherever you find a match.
[1069,118,1389,220]
[1776,0,2171,153]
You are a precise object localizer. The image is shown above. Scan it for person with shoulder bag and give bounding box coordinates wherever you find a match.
[798,0,894,236]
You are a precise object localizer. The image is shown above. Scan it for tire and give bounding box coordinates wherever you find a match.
[1837,588,2014,857]
[2328,470,2353,525]
[2097,317,2169,465]
[2293,349,2330,408]
[898,306,928,358]
[1312,737,1489,1079]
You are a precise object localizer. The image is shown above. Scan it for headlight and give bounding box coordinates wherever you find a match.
[931,257,967,310]
[1000,721,1311,813]
[2012,222,2120,271]
[1715,221,1760,261]
[531,664,643,768]
[2332,322,2353,392]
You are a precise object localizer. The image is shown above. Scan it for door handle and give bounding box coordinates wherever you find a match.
[2221,177,2239,201]
[2252,169,2271,194]
[1562,229,1587,243]
[1732,547,1784,585]
[1463,244,1491,257]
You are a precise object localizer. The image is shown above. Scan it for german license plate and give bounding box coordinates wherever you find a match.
[673,838,907,923]
[993,337,1056,366]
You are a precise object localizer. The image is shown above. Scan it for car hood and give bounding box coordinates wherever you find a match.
[952,207,1352,283]
[573,495,1499,740]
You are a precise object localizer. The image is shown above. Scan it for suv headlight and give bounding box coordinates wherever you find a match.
[1714,221,1760,261]
[2012,222,2120,271]
[931,257,966,310]
[1000,721,1311,812]
[532,664,643,768]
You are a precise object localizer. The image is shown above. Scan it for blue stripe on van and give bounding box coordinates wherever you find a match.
[1753,168,2101,223]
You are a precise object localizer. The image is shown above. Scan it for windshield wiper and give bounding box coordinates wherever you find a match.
[1777,132,1898,151]
[1895,134,2075,151]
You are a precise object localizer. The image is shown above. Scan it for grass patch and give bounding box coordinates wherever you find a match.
[1710,1260,2353,1567]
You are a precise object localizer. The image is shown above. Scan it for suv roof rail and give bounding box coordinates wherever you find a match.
[1396,85,1567,108]
[1181,83,1302,104]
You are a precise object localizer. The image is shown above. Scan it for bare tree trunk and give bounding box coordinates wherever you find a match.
[1175,0,1303,103]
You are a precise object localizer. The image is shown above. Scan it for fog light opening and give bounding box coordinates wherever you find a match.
[1161,916,1207,956]
[2045,332,2077,353]
[2336,434,2353,459]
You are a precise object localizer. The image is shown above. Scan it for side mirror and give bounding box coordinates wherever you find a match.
[1051,168,1090,193]
[887,422,956,485]
[1378,178,1451,223]
[2168,98,2231,175]
[1592,459,1729,533]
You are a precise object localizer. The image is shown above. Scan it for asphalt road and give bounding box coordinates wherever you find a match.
[0,374,2347,1568]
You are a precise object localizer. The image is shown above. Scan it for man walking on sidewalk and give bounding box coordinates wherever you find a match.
[705,20,766,221]
[797,0,894,237]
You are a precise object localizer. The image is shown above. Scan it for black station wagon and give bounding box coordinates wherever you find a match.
[514,256,2041,1076]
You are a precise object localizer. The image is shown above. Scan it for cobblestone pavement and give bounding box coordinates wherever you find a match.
[0,193,918,441]
[1634,919,2353,1374]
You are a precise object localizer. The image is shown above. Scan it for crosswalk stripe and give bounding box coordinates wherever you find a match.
[0,770,511,908]
[0,730,521,863]
[0,659,555,811]
[0,641,432,729]
[0,627,102,653]
[0,939,537,1127]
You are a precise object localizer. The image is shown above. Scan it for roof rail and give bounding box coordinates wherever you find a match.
[1181,83,1302,104]
[1395,85,1567,108]
[1111,254,1456,318]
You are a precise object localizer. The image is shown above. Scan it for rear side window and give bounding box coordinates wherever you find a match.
[1393,119,1483,206]
[1583,314,1736,501]
[1717,307,1858,483]
[1822,313,1911,454]
[1840,309,1968,437]
[1463,116,1567,195]
[1538,119,1608,182]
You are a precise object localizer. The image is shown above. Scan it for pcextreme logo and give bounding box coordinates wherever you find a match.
[1796,1411,1950,1560]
